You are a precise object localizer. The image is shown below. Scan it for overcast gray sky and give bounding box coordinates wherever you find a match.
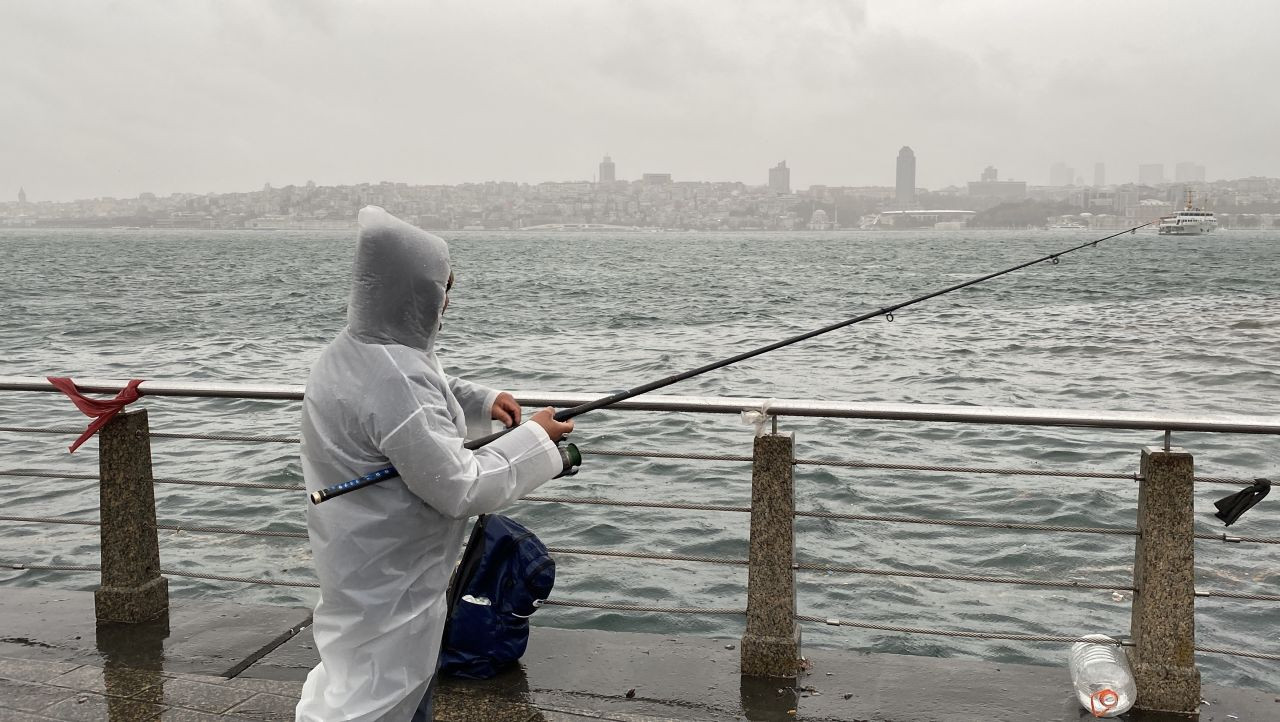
[4,0,1278,202]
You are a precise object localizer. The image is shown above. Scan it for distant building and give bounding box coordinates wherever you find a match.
[968,166,1026,200]
[641,173,672,185]
[768,161,790,194]
[1049,162,1074,187]
[17,187,26,204]
[1175,162,1205,183]
[599,155,616,183]
[1093,163,1106,187]
[895,147,916,207]
[1129,198,1174,224]
[808,208,832,230]
[1138,164,1165,185]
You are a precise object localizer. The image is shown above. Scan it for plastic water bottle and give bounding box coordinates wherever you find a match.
[1069,634,1136,718]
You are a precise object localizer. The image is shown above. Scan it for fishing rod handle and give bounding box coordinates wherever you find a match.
[309,466,400,504]
[312,436,580,504]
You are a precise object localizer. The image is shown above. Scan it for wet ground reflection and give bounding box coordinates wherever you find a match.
[96,613,167,720]
[740,674,800,721]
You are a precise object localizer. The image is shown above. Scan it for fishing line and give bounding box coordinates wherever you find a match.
[312,221,1155,504]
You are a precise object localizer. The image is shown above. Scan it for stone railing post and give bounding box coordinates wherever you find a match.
[740,431,799,678]
[1129,445,1199,713]
[96,408,168,623]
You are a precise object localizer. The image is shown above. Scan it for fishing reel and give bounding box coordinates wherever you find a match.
[555,439,582,478]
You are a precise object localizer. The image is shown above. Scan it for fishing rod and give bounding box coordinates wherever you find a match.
[311,221,1155,504]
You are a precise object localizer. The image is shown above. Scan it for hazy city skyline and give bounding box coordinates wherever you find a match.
[4,1,1279,202]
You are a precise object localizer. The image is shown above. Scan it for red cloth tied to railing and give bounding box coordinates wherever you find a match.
[46,377,145,453]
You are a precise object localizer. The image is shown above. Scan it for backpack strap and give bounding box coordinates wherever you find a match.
[444,514,489,633]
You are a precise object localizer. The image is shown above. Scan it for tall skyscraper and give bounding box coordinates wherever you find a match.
[895,147,916,207]
[17,187,26,204]
[1093,163,1106,187]
[768,160,790,193]
[598,155,616,183]
[980,166,998,182]
[1138,164,1165,185]
[1049,162,1074,187]
[1175,162,1205,183]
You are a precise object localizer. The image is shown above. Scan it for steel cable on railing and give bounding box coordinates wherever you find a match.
[149,431,299,444]
[1,562,101,573]
[540,599,745,615]
[153,477,305,491]
[796,457,1140,480]
[0,514,306,539]
[580,447,752,463]
[1196,589,1280,602]
[796,509,1280,544]
[0,469,306,491]
[0,470,97,480]
[793,561,1134,591]
[523,495,750,513]
[794,614,1119,644]
[1192,646,1280,661]
[1195,532,1280,544]
[0,561,318,588]
[0,425,298,444]
[159,567,318,587]
[155,523,306,539]
[795,509,1139,536]
[0,425,86,436]
[548,547,746,566]
[0,514,99,527]
[796,457,1264,487]
[1192,475,1272,486]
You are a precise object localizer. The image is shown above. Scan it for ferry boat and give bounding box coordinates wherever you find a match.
[1158,191,1218,235]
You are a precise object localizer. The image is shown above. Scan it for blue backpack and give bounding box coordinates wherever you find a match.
[439,514,555,679]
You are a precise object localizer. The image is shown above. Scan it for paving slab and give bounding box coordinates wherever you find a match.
[0,587,311,677]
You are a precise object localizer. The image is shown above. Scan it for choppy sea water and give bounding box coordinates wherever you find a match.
[1,227,1278,692]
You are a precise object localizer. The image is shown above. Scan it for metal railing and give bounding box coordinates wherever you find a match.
[2,375,1278,713]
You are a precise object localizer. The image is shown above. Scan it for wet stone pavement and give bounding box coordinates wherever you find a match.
[1,588,1277,721]
[0,655,299,721]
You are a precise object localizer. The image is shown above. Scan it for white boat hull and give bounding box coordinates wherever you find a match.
[1158,223,1217,236]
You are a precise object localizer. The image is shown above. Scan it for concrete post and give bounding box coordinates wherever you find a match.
[740,432,800,678]
[95,409,168,623]
[1129,446,1200,714]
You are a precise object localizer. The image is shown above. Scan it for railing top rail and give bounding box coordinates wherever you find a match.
[0,376,306,400]
[4,375,1280,435]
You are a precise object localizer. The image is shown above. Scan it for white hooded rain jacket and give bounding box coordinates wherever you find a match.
[296,206,564,721]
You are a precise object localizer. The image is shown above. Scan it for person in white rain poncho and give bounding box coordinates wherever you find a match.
[297,206,574,721]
